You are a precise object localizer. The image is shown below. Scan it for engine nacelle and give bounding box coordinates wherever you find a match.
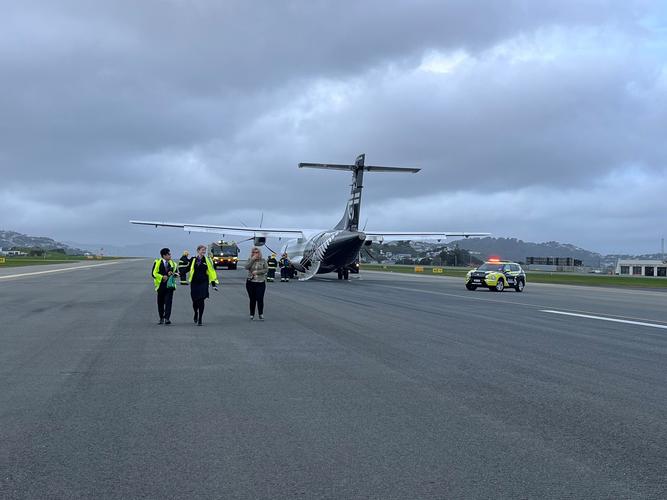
[364,235,383,245]
[253,236,266,246]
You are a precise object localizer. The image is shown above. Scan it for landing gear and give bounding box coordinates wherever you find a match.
[337,268,350,280]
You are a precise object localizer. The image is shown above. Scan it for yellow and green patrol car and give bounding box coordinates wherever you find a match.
[465,259,526,292]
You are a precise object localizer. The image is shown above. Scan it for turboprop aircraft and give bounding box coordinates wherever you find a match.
[130,154,489,280]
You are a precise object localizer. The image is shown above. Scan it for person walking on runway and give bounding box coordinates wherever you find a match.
[178,250,191,285]
[152,248,178,325]
[245,247,268,320]
[188,244,219,326]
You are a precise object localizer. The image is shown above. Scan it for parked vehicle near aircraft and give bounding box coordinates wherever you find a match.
[131,154,488,281]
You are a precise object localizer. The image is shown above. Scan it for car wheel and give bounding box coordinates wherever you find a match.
[494,279,505,292]
[515,279,524,292]
[465,284,477,291]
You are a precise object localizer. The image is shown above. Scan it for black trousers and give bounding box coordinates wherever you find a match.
[192,298,206,323]
[178,268,188,283]
[157,286,174,320]
[280,268,290,279]
[267,268,276,279]
[245,280,266,315]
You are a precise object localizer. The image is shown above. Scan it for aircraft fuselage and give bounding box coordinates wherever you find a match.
[282,230,365,275]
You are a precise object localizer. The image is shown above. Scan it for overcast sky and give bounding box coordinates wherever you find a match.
[1,0,665,254]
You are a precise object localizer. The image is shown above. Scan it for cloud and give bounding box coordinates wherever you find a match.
[0,0,664,254]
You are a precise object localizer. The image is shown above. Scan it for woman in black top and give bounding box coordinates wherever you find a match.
[189,244,219,325]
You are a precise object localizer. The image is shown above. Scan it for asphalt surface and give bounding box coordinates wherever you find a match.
[1,259,666,499]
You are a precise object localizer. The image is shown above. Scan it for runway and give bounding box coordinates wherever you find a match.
[1,259,666,499]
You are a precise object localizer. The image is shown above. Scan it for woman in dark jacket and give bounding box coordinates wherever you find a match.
[188,244,219,326]
[244,247,268,320]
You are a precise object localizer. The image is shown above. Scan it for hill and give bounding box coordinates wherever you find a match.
[0,230,84,255]
[447,237,603,266]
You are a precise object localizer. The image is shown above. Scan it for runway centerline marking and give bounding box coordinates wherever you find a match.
[540,310,667,330]
[0,261,121,280]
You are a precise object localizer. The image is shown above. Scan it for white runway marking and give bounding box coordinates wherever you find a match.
[541,310,667,330]
[0,261,121,280]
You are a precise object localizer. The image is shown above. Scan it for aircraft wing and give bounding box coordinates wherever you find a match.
[364,231,490,243]
[129,220,305,239]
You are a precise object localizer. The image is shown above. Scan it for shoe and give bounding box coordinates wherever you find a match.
[258,315,264,321]
[165,320,171,325]
[158,319,164,325]
[197,321,202,326]
[250,315,254,321]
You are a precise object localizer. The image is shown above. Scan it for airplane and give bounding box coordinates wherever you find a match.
[130,154,489,281]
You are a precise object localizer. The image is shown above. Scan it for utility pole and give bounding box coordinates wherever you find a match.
[662,237,665,262]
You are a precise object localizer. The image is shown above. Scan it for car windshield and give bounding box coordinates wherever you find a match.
[477,263,505,272]
[211,246,238,256]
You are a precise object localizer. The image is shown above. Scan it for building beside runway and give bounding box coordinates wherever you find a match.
[615,259,667,277]
[524,256,584,272]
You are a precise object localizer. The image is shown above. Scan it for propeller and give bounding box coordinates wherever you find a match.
[363,247,379,262]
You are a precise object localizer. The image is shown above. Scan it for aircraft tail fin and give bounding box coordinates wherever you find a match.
[299,154,420,231]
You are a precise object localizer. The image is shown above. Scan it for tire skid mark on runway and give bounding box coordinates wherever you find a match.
[0,261,121,280]
[541,310,667,330]
[372,283,667,326]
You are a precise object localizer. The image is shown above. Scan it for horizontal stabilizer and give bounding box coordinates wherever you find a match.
[299,163,419,173]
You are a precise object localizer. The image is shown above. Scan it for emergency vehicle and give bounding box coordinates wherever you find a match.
[210,241,239,270]
[465,258,526,292]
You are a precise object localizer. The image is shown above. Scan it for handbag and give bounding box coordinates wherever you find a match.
[166,274,177,289]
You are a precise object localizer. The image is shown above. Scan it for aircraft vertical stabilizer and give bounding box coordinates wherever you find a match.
[298,154,420,232]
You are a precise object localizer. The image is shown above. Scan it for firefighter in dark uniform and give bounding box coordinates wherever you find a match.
[267,253,278,282]
[178,250,191,285]
[279,253,291,282]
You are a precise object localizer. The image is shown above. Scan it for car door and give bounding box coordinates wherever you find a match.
[503,264,514,284]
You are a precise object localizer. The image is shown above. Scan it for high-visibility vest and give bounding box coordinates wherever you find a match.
[188,256,219,285]
[152,259,178,291]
